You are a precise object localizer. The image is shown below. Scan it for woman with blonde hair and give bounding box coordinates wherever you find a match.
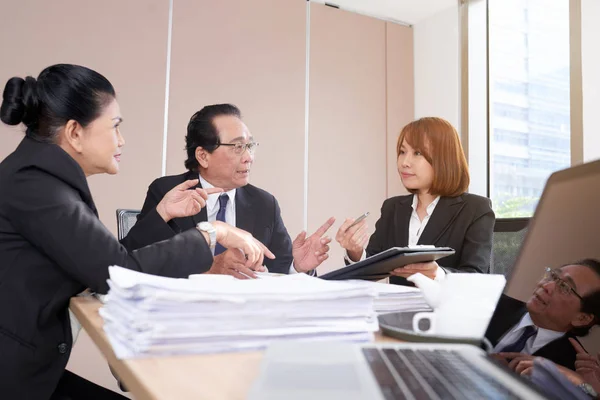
[336,117,495,284]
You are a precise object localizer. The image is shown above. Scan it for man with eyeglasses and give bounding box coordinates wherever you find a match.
[487,258,600,371]
[131,104,334,278]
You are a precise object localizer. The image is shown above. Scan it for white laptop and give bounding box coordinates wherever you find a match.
[249,340,543,399]
[249,159,600,400]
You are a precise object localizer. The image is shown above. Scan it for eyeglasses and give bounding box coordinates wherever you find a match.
[542,267,583,300]
[218,141,259,155]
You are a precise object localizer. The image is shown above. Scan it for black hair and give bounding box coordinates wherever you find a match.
[184,103,241,171]
[565,258,600,337]
[0,64,116,143]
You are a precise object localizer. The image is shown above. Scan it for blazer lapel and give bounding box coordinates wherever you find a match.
[394,196,413,247]
[418,196,465,245]
[235,186,255,233]
[487,296,528,345]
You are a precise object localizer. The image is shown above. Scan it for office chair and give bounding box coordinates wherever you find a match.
[116,209,141,240]
[491,217,530,277]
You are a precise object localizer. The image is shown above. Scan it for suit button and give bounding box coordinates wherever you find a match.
[58,343,68,354]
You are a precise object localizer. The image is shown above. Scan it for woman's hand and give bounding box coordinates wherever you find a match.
[335,218,369,262]
[212,221,275,270]
[156,179,223,222]
[391,261,439,280]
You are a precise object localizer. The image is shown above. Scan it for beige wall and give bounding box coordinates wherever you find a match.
[414,6,460,130]
[582,0,600,163]
[0,0,413,392]
[308,4,387,273]
[386,22,414,198]
[166,0,307,238]
[308,5,413,274]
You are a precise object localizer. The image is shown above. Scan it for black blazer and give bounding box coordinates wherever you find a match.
[485,295,580,370]
[129,170,294,274]
[365,193,495,285]
[0,138,214,399]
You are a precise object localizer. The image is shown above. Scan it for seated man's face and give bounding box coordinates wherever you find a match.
[527,264,600,331]
[201,115,254,191]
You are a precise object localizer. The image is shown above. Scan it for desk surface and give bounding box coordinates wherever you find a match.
[70,296,399,400]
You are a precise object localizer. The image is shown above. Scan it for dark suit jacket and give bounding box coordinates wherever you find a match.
[485,295,581,370]
[0,137,214,399]
[129,170,294,274]
[364,193,495,285]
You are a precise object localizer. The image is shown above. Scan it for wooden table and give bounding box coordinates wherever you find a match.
[70,296,399,400]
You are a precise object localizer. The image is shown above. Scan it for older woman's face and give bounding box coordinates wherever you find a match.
[397,140,434,193]
[79,98,124,176]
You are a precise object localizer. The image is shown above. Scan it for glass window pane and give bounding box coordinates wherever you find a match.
[489,0,570,218]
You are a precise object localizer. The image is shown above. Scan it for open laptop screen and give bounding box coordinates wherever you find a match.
[487,159,600,351]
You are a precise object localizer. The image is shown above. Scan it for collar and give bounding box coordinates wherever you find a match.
[411,194,441,216]
[517,313,566,352]
[198,174,236,210]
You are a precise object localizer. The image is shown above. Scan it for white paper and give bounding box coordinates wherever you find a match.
[101,266,377,359]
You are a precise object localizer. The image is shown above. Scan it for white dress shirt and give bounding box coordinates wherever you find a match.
[199,175,236,233]
[493,313,566,354]
[199,174,298,274]
[345,194,446,280]
[408,194,440,246]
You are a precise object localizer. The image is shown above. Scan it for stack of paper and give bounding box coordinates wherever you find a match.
[344,280,432,314]
[100,266,378,359]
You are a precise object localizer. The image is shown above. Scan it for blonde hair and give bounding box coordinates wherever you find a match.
[396,117,469,197]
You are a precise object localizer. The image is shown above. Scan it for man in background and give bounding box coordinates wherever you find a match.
[487,258,600,370]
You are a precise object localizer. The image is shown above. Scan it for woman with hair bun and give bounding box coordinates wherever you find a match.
[0,64,273,399]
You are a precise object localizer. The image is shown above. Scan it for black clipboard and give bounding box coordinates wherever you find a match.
[320,247,455,281]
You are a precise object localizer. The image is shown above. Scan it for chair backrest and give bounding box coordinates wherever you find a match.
[116,209,141,240]
[491,217,530,277]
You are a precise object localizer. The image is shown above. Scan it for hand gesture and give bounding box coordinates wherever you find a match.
[570,338,600,392]
[157,179,222,222]
[511,356,586,387]
[292,217,335,273]
[212,221,275,270]
[335,218,369,262]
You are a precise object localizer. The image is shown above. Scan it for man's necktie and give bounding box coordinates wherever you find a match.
[498,325,538,353]
[214,194,229,255]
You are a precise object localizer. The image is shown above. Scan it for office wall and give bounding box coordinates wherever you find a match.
[580,0,600,354]
[386,22,414,198]
[308,4,386,273]
[414,6,460,131]
[307,5,414,273]
[582,0,600,162]
[166,0,307,238]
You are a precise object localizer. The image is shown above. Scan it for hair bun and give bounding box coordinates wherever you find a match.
[0,76,39,127]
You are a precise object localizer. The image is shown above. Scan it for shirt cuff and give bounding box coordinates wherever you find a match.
[289,262,299,274]
[434,266,447,282]
[289,262,316,276]
[344,249,366,264]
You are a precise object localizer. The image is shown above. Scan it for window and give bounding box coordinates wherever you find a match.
[489,0,571,218]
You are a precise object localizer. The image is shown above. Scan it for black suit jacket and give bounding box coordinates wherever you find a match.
[485,295,580,370]
[130,170,294,274]
[0,138,214,399]
[365,193,495,285]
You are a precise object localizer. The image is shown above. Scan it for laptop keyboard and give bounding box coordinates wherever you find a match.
[363,348,523,400]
